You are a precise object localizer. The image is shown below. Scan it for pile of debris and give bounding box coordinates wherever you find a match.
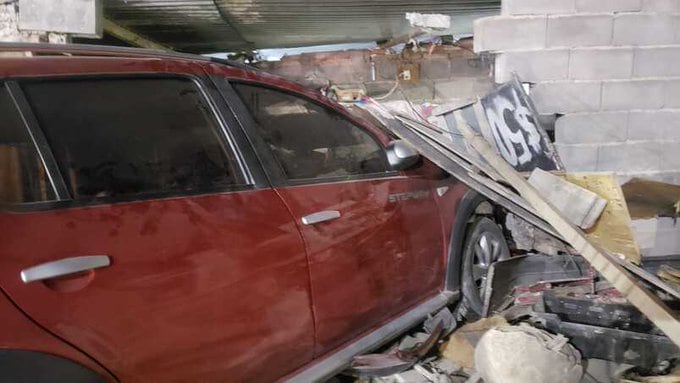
[336,76,680,383]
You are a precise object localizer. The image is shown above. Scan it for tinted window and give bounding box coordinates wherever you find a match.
[233,83,388,180]
[0,85,55,204]
[23,77,242,200]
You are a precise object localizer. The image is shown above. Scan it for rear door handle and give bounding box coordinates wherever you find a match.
[301,210,341,225]
[21,255,111,284]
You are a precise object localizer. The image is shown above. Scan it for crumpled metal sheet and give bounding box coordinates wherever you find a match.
[103,0,500,52]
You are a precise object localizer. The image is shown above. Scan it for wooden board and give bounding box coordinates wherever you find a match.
[622,178,680,219]
[564,173,641,264]
[454,122,680,348]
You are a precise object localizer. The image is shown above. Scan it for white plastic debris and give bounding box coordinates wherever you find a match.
[405,13,451,31]
[474,324,583,383]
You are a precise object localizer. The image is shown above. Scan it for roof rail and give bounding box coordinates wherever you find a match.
[0,42,257,71]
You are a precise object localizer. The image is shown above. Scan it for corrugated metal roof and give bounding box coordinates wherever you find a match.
[104,0,500,53]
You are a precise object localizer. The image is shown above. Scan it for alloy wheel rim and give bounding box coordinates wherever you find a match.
[472,232,502,293]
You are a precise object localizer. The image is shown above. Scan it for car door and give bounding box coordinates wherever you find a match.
[0,76,314,382]
[228,82,446,355]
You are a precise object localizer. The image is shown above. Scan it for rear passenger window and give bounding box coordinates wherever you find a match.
[232,83,389,181]
[0,85,55,204]
[23,77,243,201]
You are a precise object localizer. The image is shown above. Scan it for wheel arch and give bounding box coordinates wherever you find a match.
[444,190,502,292]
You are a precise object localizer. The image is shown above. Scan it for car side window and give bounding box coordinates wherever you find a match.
[0,84,56,204]
[22,77,244,201]
[232,83,389,181]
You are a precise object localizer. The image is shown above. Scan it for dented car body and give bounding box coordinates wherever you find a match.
[0,43,475,382]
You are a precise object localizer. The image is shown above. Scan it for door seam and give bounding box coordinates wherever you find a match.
[272,187,320,356]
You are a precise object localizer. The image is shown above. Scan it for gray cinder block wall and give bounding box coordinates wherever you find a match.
[258,47,493,104]
[475,0,680,184]
[474,0,680,257]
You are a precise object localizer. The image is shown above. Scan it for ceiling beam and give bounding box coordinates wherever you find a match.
[103,18,171,51]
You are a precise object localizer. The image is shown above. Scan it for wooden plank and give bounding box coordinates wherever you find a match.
[452,111,504,181]
[455,121,680,347]
[564,173,641,264]
[528,169,607,230]
[103,19,171,51]
[612,257,680,300]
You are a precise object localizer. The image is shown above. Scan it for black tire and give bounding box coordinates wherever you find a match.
[459,217,510,320]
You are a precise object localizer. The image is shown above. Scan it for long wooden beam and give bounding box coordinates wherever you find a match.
[103,18,171,51]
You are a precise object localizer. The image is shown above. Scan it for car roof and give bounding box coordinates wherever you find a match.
[0,42,306,95]
[0,42,244,67]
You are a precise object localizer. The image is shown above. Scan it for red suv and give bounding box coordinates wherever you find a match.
[0,43,501,383]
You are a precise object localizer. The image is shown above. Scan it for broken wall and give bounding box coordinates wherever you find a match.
[258,45,494,105]
[474,0,680,258]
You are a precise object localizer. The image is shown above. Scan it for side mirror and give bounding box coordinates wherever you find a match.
[386,140,421,171]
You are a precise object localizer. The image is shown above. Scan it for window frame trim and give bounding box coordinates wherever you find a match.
[223,79,399,187]
[4,81,70,200]
[1,73,260,211]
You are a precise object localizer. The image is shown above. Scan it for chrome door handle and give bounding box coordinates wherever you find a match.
[20,255,111,284]
[301,210,341,225]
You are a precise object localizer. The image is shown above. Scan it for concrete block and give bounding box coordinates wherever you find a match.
[547,14,613,48]
[18,0,101,36]
[502,0,575,15]
[494,49,569,83]
[528,168,607,229]
[373,56,398,79]
[597,141,663,171]
[421,59,451,80]
[613,14,677,45]
[641,0,680,12]
[474,16,547,53]
[632,217,680,257]
[364,81,398,97]
[449,57,493,77]
[531,81,601,114]
[659,142,680,170]
[400,81,435,102]
[628,110,680,140]
[555,112,628,144]
[664,79,680,108]
[569,47,633,80]
[554,144,599,171]
[601,79,665,110]
[575,0,642,13]
[634,47,680,77]
[433,77,493,101]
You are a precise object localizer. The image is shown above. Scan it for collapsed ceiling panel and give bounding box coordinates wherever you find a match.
[103,0,500,53]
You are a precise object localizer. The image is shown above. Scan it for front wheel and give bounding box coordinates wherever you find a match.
[459,217,510,320]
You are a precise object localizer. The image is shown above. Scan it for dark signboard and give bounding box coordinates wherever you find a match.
[480,77,562,172]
